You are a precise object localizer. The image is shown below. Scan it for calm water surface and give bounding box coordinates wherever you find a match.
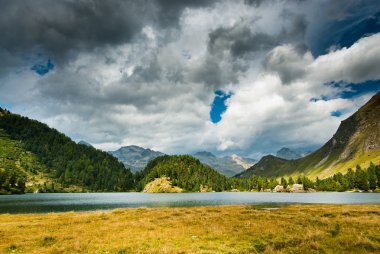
[0,192,379,213]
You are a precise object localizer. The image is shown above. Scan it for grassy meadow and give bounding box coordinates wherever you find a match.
[0,205,380,254]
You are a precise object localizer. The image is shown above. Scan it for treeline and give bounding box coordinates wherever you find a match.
[0,169,26,194]
[1,108,379,194]
[0,108,134,192]
[135,155,231,192]
[0,129,33,194]
[231,163,380,192]
[315,163,380,191]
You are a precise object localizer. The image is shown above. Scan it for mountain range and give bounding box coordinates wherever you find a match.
[108,146,164,173]
[276,147,302,160]
[106,145,256,176]
[238,91,380,179]
[192,151,256,177]
[108,147,256,177]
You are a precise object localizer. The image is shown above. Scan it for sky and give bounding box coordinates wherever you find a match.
[0,0,380,158]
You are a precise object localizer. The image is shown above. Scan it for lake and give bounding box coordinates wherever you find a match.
[0,192,379,214]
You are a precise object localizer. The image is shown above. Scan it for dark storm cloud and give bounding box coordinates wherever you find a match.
[207,12,308,59]
[202,12,310,85]
[208,26,277,58]
[191,56,234,87]
[262,47,309,85]
[0,0,147,63]
[243,0,265,7]
[126,57,162,83]
[279,13,308,45]
[244,0,307,8]
[154,0,217,27]
[0,0,216,66]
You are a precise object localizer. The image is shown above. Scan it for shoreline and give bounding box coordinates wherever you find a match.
[2,188,379,195]
[1,202,380,215]
[1,202,380,216]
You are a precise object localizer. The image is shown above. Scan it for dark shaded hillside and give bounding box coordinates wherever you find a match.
[135,155,231,192]
[0,108,134,192]
[239,91,380,179]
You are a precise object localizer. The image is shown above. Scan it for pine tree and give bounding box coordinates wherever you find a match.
[281,177,288,188]
[368,166,377,191]
[355,166,369,191]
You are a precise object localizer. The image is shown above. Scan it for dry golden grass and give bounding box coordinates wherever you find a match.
[0,205,379,254]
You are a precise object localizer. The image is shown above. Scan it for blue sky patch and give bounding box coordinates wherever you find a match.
[339,80,380,99]
[31,59,54,76]
[310,95,330,102]
[210,90,232,124]
[0,102,12,110]
[311,11,380,57]
[312,80,380,102]
[330,110,343,117]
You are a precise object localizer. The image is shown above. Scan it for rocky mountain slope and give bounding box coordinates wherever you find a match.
[276,147,302,160]
[239,91,380,179]
[109,145,164,173]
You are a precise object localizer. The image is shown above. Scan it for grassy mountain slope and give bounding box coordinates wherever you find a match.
[0,129,28,194]
[135,155,231,192]
[0,108,134,192]
[0,130,83,193]
[239,91,380,179]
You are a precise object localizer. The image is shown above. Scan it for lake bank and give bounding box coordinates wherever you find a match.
[1,204,379,253]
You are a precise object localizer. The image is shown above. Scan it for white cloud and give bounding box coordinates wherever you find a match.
[211,33,380,156]
[308,33,380,83]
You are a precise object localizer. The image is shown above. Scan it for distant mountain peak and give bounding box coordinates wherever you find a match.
[109,145,164,173]
[229,154,256,169]
[120,145,143,150]
[194,151,216,157]
[193,151,256,177]
[276,147,301,160]
[78,140,93,147]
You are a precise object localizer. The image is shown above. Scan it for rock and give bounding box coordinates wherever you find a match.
[290,184,304,192]
[259,207,280,211]
[143,177,183,193]
[274,185,284,192]
[199,185,212,192]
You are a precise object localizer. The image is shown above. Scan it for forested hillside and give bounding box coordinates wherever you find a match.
[233,163,380,192]
[0,130,28,194]
[0,108,134,192]
[135,155,232,192]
